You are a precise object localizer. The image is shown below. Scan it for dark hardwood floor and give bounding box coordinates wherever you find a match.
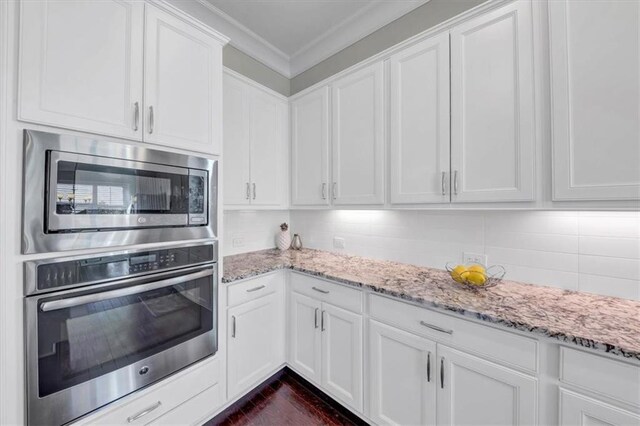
[204,368,368,426]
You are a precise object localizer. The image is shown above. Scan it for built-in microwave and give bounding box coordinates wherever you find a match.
[22,130,217,254]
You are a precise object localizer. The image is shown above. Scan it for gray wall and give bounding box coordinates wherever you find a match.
[290,0,487,95]
[223,45,290,96]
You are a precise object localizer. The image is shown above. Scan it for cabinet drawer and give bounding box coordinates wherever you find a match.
[291,272,362,313]
[150,383,222,425]
[560,347,640,408]
[227,273,281,307]
[84,358,220,425]
[369,294,538,374]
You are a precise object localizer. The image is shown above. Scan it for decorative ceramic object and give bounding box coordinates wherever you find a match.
[276,223,291,251]
[291,234,303,250]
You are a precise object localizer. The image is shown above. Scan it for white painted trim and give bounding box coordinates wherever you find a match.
[223,67,288,102]
[194,0,291,77]
[152,0,230,45]
[289,0,429,77]
[289,0,514,100]
[0,2,8,425]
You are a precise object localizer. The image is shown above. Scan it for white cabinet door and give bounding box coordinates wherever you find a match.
[144,5,222,154]
[331,62,385,205]
[291,86,331,206]
[450,0,536,202]
[389,32,450,205]
[321,302,363,412]
[223,73,251,206]
[560,388,640,426]
[549,0,640,201]
[18,0,144,140]
[289,292,322,383]
[369,320,436,426]
[249,90,288,206]
[227,294,281,398]
[437,346,537,426]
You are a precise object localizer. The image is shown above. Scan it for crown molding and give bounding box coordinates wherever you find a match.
[289,0,429,77]
[194,0,428,79]
[195,0,291,77]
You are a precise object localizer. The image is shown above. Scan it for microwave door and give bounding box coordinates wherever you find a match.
[46,151,190,232]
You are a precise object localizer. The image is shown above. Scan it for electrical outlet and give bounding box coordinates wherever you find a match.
[333,237,346,249]
[463,252,487,265]
[232,237,245,248]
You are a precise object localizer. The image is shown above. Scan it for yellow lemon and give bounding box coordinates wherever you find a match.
[450,265,468,283]
[467,264,486,275]
[465,271,487,286]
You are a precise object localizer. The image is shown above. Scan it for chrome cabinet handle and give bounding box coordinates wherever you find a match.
[133,102,139,131]
[419,320,453,335]
[252,183,256,200]
[312,286,329,294]
[148,106,154,134]
[427,351,431,382]
[321,310,326,331]
[332,182,337,200]
[441,357,445,389]
[246,183,250,200]
[246,285,265,293]
[127,401,162,423]
[453,170,458,195]
[441,171,446,195]
[40,268,213,312]
[314,307,319,329]
[232,315,236,338]
[321,183,327,200]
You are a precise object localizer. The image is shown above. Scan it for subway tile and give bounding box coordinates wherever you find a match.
[499,264,580,290]
[579,255,640,281]
[484,211,580,235]
[579,213,640,238]
[486,231,579,254]
[579,274,640,300]
[486,246,580,272]
[579,236,640,259]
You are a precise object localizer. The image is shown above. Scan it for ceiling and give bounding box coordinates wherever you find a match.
[199,0,428,77]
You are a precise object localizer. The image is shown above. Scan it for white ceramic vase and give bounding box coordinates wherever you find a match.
[276,230,291,251]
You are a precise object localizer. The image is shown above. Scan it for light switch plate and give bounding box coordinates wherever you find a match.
[463,252,487,265]
[333,237,346,249]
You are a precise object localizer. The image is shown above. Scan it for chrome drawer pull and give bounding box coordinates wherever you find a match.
[148,106,154,134]
[312,287,329,294]
[133,102,139,131]
[127,401,161,423]
[441,357,445,389]
[232,315,236,338]
[441,171,446,195]
[246,285,265,293]
[453,170,458,195]
[314,307,319,328]
[427,351,431,382]
[246,182,250,199]
[321,183,327,200]
[252,183,256,200]
[419,321,453,335]
[321,310,326,331]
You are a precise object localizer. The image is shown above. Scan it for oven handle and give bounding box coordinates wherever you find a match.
[40,269,214,312]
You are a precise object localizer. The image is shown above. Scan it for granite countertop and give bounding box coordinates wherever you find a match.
[223,248,640,361]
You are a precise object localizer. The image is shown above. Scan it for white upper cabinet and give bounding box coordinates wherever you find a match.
[290,86,331,206]
[389,33,450,204]
[331,61,385,205]
[144,5,223,154]
[436,345,538,426]
[223,71,288,209]
[450,0,536,202]
[223,73,251,206]
[18,0,144,140]
[549,0,640,201]
[18,1,225,154]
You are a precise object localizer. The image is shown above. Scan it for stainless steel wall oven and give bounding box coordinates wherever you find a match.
[24,242,218,426]
[22,130,217,254]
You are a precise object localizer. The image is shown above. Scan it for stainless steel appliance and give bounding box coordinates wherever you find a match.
[24,242,218,426]
[22,130,217,254]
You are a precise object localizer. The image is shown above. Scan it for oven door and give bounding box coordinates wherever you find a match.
[26,265,217,426]
[46,150,208,232]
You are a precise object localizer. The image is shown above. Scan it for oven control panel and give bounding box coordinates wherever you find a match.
[33,243,216,292]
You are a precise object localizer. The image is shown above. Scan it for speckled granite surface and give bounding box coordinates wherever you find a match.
[223,248,640,361]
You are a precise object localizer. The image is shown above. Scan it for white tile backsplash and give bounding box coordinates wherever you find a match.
[288,210,640,300]
[223,210,290,255]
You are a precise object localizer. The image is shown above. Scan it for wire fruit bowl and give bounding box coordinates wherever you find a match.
[445,262,506,290]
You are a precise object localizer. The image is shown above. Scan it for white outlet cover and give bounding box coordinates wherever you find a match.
[232,237,245,247]
[463,252,487,265]
[333,237,346,249]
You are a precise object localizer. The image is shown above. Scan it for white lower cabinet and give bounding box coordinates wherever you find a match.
[559,389,640,426]
[288,276,363,413]
[227,290,284,398]
[437,345,538,426]
[369,320,436,426]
